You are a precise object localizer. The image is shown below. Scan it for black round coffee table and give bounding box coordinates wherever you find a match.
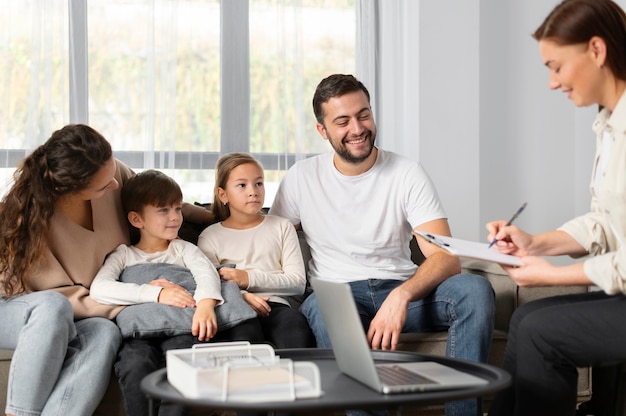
[141,348,510,415]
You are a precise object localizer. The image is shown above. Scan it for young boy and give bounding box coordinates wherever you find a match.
[91,169,243,416]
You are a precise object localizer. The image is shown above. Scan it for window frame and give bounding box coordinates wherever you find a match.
[67,0,344,173]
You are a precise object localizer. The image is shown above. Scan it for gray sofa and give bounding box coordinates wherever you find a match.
[0,235,591,415]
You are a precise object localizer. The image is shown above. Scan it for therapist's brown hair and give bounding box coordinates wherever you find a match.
[533,0,626,80]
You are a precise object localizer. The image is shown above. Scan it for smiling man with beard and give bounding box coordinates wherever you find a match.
[270,74,495,416]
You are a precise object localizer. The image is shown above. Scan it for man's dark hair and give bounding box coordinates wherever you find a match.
[312,74,371,125]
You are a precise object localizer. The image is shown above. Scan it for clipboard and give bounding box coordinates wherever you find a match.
[413,231,523,267]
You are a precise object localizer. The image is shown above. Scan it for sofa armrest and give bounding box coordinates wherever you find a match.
[461,259,517,332]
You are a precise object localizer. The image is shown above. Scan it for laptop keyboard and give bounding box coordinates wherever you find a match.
[376,364,438,386]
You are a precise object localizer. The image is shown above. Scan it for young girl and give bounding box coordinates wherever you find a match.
[198,153,315,348]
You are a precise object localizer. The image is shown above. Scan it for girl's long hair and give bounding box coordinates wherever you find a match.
[0,124,112,296]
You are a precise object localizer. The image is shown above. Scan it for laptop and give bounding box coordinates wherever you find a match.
[309,277,489,394]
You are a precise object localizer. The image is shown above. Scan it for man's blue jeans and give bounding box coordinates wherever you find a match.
[300,273,495,416]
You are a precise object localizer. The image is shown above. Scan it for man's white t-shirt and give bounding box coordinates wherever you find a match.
[270,149,446,283]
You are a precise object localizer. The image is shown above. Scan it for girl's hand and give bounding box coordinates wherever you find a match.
[242,292,271,318]
[192,299,218,341]
[150,279,195,308]
[219,267,250,289]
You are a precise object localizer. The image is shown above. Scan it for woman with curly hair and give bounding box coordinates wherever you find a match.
[0,124,210,416]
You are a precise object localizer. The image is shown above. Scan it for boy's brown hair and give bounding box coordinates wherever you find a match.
[121,169,183,216]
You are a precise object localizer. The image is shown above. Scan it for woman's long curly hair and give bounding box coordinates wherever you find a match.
[0,124,112,297]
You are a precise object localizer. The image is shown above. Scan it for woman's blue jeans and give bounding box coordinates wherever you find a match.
[1,291,122,416]
[300,273,495,416]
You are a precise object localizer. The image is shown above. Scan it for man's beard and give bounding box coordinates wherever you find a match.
[328,130,376,164]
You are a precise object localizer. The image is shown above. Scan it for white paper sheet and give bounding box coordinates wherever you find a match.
[413,231,523,267]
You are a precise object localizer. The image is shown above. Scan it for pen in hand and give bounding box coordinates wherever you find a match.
[488,202,528,249]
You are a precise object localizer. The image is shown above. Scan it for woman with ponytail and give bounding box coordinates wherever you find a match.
[0,124,210,416]
[487,1,626,415]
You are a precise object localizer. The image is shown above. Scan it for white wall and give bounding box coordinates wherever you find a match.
[400,0,611,242]
[417,1,481,240]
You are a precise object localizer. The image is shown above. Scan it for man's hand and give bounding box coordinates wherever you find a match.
[366,220,459,351]
[367,286,411,351]
[149,278,195,308]
[192,298,218,341]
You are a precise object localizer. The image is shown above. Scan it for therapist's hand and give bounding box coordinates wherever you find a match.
[486,221,533,256]
[501,256,554,286]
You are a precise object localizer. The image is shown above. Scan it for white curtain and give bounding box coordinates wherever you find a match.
[82,0,314,174]
[147,0,179,170]
[357,0,420,160]
[0,0,68,194]
[1,0,360,202]
[1,0,68,151]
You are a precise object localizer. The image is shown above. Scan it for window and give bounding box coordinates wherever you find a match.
[0,0,356,204]
[0,0,69,194]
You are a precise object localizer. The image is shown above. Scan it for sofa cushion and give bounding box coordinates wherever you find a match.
[115,263,256,338]
[518,284,590,305]
[396,329,509,366]
[0,349,11,415]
